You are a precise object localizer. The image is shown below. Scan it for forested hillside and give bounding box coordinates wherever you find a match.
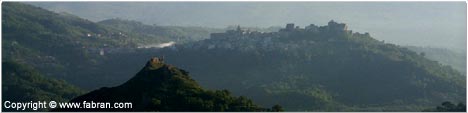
[54,58,283,112]
[2,2,216,89]
[114,22,466,111]
[2,2,465,112]
[3,2,140,88]
[406,46,466,74]
[98,18,222,45]
[2,61,84,111]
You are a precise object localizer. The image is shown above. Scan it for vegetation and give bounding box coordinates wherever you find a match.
[2,61,84,111]
[405,46,466,74]
[2,2,465,112]
[423,101,466,112]
[128,23,465,111]
[77,25,466,111]
[54,59,282,111]
[98,18,222,44]
[2,2,218,89]
[3,2,137,88]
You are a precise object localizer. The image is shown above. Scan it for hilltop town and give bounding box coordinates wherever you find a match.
[210,20,370,40]
[89,20,374,56]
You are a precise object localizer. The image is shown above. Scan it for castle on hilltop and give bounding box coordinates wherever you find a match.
[210,20,368,39]
[151,56,164,64]
[279,20,347,33]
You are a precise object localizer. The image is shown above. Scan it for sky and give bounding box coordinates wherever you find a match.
[28,2,466,51]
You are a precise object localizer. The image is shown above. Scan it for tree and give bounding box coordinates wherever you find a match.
[419,52,426,57]
[434,101,466,112]
[271,104,284,112]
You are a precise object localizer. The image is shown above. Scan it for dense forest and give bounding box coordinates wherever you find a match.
[2,2,217,88]
[54,58,283,111]
[423,101,466,112]
[2,2,466,112]
[406,46,466,74]
[114,23,465,111]
[98,18,222,44]
[2,61,84,111]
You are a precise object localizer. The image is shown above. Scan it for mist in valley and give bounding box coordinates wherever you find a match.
[28,2,466,51]
[3,2,466,112]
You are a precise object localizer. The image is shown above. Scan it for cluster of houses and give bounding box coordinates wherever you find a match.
[85,20,373,56]
[279,20,347,33]
[83,31,132,56]
[86,32,128,38]
[210,20,369,40]
[200,20,374,51]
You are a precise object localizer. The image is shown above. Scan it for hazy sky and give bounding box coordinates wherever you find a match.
[28,2,466,50]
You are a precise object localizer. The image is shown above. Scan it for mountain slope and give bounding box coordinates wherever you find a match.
[3,2,465,111]
[98,18,221,45]
[2,61,84,112]
[2,2,199,89]
[54,58,281,111]
[2,2,227,89]
[405,46,466,74]
[121,22,465,111]
[2,2,141,88]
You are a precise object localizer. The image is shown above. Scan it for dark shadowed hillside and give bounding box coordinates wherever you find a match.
[114,22,466,111]
[98,18,222,44]
[2,2,465,112]
[2,61,84,111]
[2,2,217,89]
[54,58,282,112]
[2,2,144,88]
[405,46,466,74]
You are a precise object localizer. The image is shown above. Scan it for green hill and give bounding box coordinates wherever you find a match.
[2,61,84,112]
[405,46,466,74]
[2,2,217,89]
[98,18,221,45]
[52,20,465,111]
[2,2,465,111]
[130,22,465,111]
[53,58,282,112]
[2,2,141,88]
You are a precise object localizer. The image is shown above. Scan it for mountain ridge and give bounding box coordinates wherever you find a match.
[145,21,466,111]
[2,2,220,89]
[54,57,282,112]
[2,2,465,111]
[2,61,85,111]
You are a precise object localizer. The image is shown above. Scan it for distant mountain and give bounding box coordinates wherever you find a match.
[2,2,143,88]
[2,61,84,112]
[54,58,282,112]
[64,21,465,111]
[3,2,465,111]
[405,46,466,74]
[423,101,466,112]
[2,2,217,89]
[120,22,464,111]
[98,18,222,45]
